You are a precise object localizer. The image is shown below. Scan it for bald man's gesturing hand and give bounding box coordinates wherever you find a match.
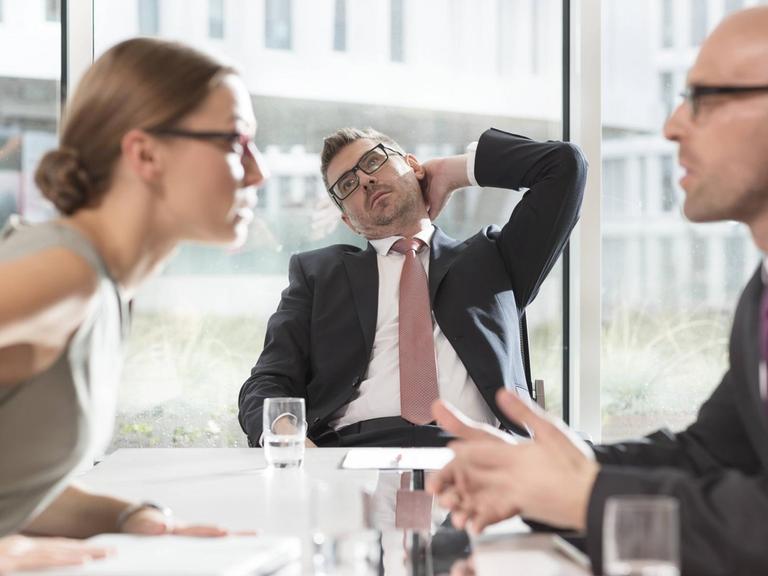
[427,390,599,534]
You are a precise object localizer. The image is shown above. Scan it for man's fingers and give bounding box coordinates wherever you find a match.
[433,400,503,442]
[496,389,563,442]
[171,524,228,537]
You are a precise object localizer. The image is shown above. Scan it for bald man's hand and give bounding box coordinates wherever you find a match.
[428,390,598,533]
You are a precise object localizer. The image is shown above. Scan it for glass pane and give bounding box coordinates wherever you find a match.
[94,0,564,449]
[600,0,759,442]
[208,0,224,39]
[0,0,61,229]
[265,0,291,50]
[333,0,346,51]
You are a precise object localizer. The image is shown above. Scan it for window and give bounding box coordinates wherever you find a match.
[690,0,708,46]
[660,155,676,212]
[661,0,674,48]
[208,0,225,39]
[45,0,60,22]
[138,0,160,36]
[265,0,292,50]
[601,1,751,442]
[0,4,60,228]
[0,0,4,23]
[304,175,318,200]
[690,234,708,302]
[91,0,564,449]
[333,0,346,52]
[390,0,404,62]
[603,158,627,216]
[725,0,744,14]
[530,0,541,74]
[659,71,675,118]
[638,156,648,214]
[724,234,745,298]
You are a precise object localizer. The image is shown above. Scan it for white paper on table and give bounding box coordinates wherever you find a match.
[15,534,301,576]
[340,447,454,470]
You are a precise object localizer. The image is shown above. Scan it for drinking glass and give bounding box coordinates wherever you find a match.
[311,481,380,576]
[262,397,306,468]
[603,496,680,576]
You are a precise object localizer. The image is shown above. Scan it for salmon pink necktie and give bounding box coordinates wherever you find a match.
[390,237,440,425]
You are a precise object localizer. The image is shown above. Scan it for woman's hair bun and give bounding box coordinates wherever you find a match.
[34,147,93,215]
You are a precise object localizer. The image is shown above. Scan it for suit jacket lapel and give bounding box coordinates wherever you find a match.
[742,266,768,434]
[429,227,466,303]
[342,245,379,356]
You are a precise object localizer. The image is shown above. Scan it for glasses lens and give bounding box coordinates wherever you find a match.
[359,147,388,174]
[336,172,360,199]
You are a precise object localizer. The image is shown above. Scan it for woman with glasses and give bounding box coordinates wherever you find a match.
[0,37,266,572]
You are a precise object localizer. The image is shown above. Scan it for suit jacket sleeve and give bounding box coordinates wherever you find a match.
[238,254,312,445]
[585,370,767,576]
[474,128,588,308]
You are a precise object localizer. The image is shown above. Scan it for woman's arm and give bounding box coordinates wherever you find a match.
[0,247,98,384]
[23,484,229,538]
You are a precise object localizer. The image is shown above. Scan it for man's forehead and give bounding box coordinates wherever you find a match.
[328,138,378,176]
[688,12,768,85]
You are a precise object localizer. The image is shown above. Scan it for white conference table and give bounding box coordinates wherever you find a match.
[78,448,590,575]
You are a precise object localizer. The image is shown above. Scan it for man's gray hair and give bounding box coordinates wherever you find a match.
[320,127,405,190]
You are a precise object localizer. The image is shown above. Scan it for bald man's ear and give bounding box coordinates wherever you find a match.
[406,154,426,180]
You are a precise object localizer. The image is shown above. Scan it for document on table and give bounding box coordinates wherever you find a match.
[17,534,301,576]
[340,447,454,470]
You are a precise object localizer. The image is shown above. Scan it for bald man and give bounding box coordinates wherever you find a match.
[428,7,768,576]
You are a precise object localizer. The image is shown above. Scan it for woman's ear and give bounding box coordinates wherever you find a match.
[121,129,163,184]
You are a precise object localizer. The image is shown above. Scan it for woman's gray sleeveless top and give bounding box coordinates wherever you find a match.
[0,220,128,536]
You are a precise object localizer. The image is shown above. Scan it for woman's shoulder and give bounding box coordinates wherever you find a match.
[0,220,102,354]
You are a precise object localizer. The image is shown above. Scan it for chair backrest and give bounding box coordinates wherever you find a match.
[519,311,533,397]
[519,311,547,409]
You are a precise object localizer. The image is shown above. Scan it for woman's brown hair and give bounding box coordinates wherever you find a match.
[35,38,236,215]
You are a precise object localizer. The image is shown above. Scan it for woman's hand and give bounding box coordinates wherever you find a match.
[119,507,228,537]
[0,534,111,574]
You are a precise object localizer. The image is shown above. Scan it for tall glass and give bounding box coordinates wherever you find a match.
[603,496,680,576]
[263,397,306,468]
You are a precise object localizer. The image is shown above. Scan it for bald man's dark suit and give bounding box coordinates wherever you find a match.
[587,266,768,576]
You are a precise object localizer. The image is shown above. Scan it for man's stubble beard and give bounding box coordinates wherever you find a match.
[370,186,422,229]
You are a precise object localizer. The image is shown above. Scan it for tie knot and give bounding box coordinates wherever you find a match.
[391,237,425,256]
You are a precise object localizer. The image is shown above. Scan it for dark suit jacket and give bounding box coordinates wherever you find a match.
[238,128,587,444]
[587,265,768,576]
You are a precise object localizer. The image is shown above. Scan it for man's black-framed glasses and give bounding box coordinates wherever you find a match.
[680,84,768,117]
[147,128,258,160]
[327,143,404,206]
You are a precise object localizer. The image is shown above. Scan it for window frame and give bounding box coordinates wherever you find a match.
[64,0,605,440]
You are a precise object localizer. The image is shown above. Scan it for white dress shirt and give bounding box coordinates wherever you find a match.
[330,150,498,429]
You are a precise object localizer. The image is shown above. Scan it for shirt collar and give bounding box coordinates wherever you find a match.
[369,221,435,256]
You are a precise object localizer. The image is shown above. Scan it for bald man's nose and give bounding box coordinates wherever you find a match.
[664,102,690,142]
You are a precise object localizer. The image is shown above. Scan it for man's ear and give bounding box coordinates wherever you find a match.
[406,154,426,181]
[121,129,163,185]
[341,212,360,235]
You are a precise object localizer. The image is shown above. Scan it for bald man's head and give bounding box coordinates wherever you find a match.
[664,6,768,229]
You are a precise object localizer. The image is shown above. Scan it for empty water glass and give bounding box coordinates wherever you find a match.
[603,495,680,576]
[263,397,306,468]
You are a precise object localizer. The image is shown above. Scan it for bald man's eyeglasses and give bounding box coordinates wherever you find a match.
[680,84,768,118]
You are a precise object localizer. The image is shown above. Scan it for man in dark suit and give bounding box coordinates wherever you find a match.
[428,7,768,575]
[238,127,587,448]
